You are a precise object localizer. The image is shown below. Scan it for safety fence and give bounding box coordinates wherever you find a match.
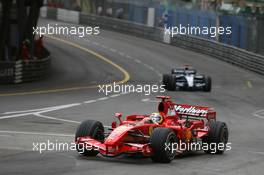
[46,0,264,55]
[0,50,51,84]
[41,7,264,75]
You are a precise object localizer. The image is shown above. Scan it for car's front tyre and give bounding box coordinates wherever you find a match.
[162,74,170,90]
[150,128,177,163]
[167,75,176,91]
[203,76,212,92]
[75,120,104,156]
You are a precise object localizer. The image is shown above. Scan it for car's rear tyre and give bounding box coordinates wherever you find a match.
[162,74,170,90]
[202,121,228,154]
[75,120,104,156]
[204,76,212,92]
[167,75,176,91]
[150,128,177,163]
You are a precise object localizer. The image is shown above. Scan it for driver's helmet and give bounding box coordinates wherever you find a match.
[149,113,163,124]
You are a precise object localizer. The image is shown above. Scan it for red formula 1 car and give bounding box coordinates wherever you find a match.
[75,96,229,163]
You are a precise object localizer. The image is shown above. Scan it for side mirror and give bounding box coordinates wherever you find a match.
[114,113,123,124]
[111,121,117,129]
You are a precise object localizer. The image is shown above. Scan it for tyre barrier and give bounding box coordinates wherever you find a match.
[0,51,51,84]
[42,7,264,75]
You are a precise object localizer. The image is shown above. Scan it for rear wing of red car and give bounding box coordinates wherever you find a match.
[174,104,216,120]
[156,96,216,120]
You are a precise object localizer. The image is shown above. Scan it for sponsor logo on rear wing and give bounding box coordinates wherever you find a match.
[174,104,215,118]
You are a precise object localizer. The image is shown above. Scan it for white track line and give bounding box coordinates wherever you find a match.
[110,94,121,98]
[97,97,109,101]
[84,39,90,43]
[141,98,159,103]
[126,55,132,59]
[253,109,264,119]
[84,100,97,104]
[0,103,81,120]
[110,48,117,52]
[248,151,264,156]
[3,103,81,115]
[34,113,81,124]
[102,45,108,49]
[118,52,125,56]
[134,59,141,63]
[92,42,99,46]
[0,130,74,137]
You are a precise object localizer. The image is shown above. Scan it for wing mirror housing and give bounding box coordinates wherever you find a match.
[114,113,123,124]
[111,121,117,129]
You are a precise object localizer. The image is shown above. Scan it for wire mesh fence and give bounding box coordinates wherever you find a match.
[46,0,264,55]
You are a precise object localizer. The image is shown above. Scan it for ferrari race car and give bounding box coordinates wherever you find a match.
[75,96,228,163]
[162,66,212,92]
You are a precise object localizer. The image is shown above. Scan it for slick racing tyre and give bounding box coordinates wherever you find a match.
[204,76,212,92]
[150,128,177,163]
[162,74,170,90]
[75,120,104,156]
[202,121,229,154]
[167,75,176,91]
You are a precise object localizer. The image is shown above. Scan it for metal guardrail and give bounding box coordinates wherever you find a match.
[44,7,264,75]
[0,51,51,84]
[171,35,264,75]
[80,13,163,42]
[47,7,57,20]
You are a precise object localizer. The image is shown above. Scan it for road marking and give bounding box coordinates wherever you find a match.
[118,52,125,56]
[0,103,81,120]
[110,48,117,52]
[134,59,141,63]
[0,134,12,138]
[84,100,97,104]
[92,41,99,46]
[0,130,74,137]
[248,151,264,156]
[34,113,81,124]
[97,97,109,101]
[84,39,90,43]
[0,35,130,97]
[0,92,130,122]
[110,94,121,98]
[3,103,81,115]
[157,72,162,77]
[141,98,158,103]
[121,91,130,95]
[126,55,132,59]
[253,109,264,119]
[102,45,108,49]
[142,98,150,102]
[246,81,253,88]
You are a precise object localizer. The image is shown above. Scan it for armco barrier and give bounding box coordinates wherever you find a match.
[43,7,264,75]
[79,13,164,42]
[0,55,51,84]
[171,35,264,75]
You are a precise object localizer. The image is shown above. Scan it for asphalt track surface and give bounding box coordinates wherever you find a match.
[0,19,264,175]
